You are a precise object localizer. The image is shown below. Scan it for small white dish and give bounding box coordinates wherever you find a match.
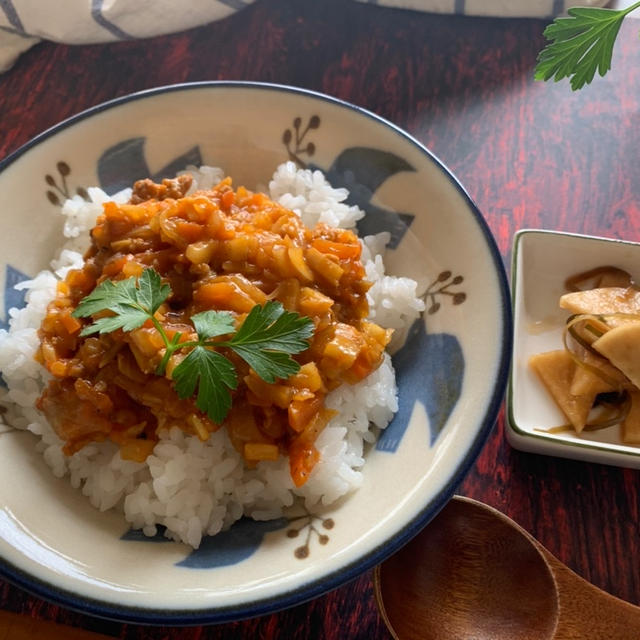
[508,228,640,468]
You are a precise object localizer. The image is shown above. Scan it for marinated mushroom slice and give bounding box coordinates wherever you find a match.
[564,266,635,292]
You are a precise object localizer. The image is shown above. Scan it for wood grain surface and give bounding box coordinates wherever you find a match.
[2,0,640,638]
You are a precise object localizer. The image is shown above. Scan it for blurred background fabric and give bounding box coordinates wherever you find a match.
[0,0,610,73]
[357,0,608,17]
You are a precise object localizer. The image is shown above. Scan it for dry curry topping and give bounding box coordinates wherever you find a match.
[35,176,392,486]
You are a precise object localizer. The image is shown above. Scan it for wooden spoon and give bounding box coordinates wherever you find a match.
[0,609,110,639]
[374,495,640,640]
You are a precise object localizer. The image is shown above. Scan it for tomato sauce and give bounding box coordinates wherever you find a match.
[36,176,391,486]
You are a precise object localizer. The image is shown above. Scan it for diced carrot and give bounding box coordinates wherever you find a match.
[221,190,235,210]
[119,438,156,462]
[49,360,69,378]
[362,321,393,348]
[345,356,374,383]
[312,238,361,260]
[244,442,279,461]
[250,192,267,207]
[288,395,323,433]
[176,220,204,243]
[322,323,363,366]
[103,201,119,217]
[289,362,325,392]
[194,282,255,313]
[102,256,128,277]
[195,281,233,305]
[90,225,106,245]
[60,313,82,335]
[122,260,144,278]
[289,441,320,487]
[187,197,215,223]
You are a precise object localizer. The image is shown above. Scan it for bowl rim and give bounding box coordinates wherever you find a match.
[0,80,512,625]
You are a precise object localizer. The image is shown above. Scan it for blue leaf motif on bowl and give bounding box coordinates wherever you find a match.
[0,265,30,387]
[97,138,202,194]
[176,517,288,568]
[314,147,415,249]
[1,265,29,332]
[120,518,288,568]
[377,320,463,452]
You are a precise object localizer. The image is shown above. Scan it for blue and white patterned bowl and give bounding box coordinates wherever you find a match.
[0,82,511,623]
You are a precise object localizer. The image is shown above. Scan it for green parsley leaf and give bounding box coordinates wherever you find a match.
[229,300,315,354]
[535,4,640,90]
[229,346,302,384]
[72,277,139,318]
[172,346,238,424]
[226,301,314,382]
[81,309,150,335]
[190,310,236,340]
[72,268,171,336]
[136,268,172,316]
[70,268,315,424]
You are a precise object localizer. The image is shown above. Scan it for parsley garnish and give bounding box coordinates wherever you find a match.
[535,3,640,90]
[72,268,315,423]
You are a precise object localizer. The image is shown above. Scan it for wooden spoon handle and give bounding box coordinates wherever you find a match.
[540,548,640,639]
[0,609,110,640]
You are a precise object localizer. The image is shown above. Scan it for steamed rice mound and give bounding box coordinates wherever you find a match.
[0,162,424,548]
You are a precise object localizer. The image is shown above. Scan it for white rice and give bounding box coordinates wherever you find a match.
[0,161,424,548]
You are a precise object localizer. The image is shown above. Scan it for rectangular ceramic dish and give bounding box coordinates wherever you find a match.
[507,229,640,468]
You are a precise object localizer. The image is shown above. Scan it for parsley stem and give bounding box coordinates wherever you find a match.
[73,268,314,424]
[150,314,172,350]
[151,315,180,375]
[621,2,640,16]
[151,318,226,376]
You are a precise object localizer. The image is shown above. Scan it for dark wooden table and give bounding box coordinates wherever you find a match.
[2,0,640,637]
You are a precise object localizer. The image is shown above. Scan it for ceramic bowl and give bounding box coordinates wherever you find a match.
[508,228,640,468]
[0,82,511,623]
